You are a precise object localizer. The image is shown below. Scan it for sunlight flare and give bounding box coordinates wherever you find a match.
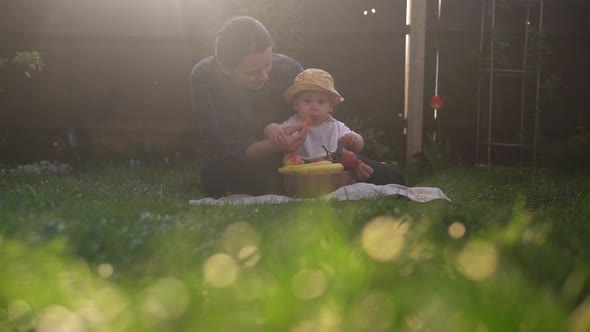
[238,244,261,267]
[97,263,113,278]
[569,296,590,332]
[448,222,466,239]
[142,277,189,320]
[37,305,85,332]
[457,240,499,280]
[203,253,239,288]
[362,216,410,262]
[291,268,328,300]
[222,222,259,258]
[349,291,395,332]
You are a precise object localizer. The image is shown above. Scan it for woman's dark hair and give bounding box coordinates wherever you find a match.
[214,16,273,68]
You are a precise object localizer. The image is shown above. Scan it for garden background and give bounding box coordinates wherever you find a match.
[1,0,589,168]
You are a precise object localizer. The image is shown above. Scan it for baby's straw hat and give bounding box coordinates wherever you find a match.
[283,68,344,105]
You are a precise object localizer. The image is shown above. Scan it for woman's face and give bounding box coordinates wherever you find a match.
[221,47,273,90]
[293,91,334,126]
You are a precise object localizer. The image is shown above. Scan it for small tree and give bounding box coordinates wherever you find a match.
[0,51,45,93]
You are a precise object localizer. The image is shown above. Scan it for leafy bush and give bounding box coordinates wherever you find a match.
[344,115,403,164]
[539,124,590,172]
[0,51,45,93]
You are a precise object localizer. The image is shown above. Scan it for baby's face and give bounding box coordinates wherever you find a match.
[293,91,334,126]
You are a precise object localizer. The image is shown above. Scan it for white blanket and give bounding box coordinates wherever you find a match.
[189,183,450,206]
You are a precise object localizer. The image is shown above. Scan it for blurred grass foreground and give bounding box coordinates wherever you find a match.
[1,163,590,331]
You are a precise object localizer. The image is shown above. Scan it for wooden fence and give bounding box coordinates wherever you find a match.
[1,0,588,164]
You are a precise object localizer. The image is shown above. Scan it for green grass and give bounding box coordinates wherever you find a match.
[1,163,589,331]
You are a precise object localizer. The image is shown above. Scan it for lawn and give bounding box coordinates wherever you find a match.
[1,162,589,331]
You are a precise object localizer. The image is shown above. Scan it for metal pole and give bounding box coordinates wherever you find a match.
[520,1,530,134]
[476,0,486,163]
[487,0,496,168]
[533,0,544,168]
[434,1,441,141]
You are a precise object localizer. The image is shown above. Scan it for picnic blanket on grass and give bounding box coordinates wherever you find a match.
[189,183,450,206]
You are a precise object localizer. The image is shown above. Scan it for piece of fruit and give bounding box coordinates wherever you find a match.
[340,151,360,170]
[295,116,312,132]
[283,152,304,166]
[278,160,332,173]
[278,162,343,175]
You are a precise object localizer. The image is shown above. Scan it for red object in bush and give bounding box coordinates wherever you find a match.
[430,96,446,110]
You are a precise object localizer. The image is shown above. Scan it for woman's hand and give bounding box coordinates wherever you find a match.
[266,124,289,145]
[277,125,308,152]
[354,161,373,181]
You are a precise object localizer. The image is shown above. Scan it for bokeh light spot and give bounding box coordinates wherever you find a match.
[97,263,113,278]
[569,296,590,332]
[318,305,343,331]
[290,320,315,332]
[562,267,586,301]
[349,292,394,332]
[95,286,128,323]
[448,222,466,239]
[203,253,239,288]
[8,299,32,321]
[37,305,85,332]
[142,277,189,320]
[222,222,259,257]
[361,216,409,262]
[291,269,328,300]
[405,313,425,331]
[476,323,489,332]
[76,300,104,329]
[238,245,261,267]
[8,299,36,331]
[457,240,499,280]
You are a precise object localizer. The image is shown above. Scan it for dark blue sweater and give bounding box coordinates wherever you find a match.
[190,53,303,158]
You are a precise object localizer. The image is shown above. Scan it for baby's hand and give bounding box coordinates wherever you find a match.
[340,133,361,150]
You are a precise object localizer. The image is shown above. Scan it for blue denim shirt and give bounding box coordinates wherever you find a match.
[190,53,303,158]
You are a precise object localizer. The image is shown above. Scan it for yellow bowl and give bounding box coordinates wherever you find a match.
[282,171,355,198]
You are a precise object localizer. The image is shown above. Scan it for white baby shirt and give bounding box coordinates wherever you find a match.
[283,115,353,160]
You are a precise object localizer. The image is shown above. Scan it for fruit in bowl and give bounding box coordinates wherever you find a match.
[339,150,360,170]
[283,152,304,166]
[277,159,354,197]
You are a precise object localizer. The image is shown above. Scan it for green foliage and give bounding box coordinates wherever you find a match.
[0,51,45,93]
[344,115,402,163]
[228,0,303,56]
[11,51,45,69]
[197,1,303,58]
[0,164,589,331]
[540,123,590,172]
[0,51,44,73]
[420,132,452,170]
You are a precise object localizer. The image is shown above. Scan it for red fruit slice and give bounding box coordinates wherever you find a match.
[340,151,360,170]
[283,152,304,166]
[295,116,312,132]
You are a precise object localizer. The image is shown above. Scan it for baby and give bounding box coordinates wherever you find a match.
[265,68,373,180]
